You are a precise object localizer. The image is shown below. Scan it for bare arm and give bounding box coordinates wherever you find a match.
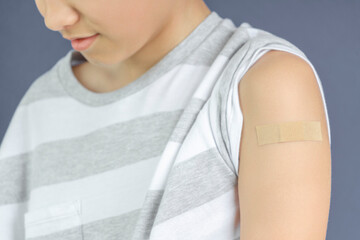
[237,50,331,240]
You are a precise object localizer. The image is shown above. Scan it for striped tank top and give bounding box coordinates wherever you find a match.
[0,11,331,240]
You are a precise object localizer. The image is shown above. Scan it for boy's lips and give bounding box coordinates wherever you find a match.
[63,33,99,41]
[70,33,99,51]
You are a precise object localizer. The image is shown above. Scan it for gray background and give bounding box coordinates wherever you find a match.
[0,0,359,239]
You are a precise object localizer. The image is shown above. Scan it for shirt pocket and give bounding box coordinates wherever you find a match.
[24,199,83,239]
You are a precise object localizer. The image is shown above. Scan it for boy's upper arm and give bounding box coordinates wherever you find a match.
[237,50,331,240]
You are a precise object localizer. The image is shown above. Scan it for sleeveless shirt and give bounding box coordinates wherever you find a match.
[0,11,331,240]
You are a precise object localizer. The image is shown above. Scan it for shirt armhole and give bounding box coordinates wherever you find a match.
[226,46,331,177]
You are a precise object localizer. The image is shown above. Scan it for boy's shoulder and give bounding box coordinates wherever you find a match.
[19,52,71,107]
[235,22,305,56]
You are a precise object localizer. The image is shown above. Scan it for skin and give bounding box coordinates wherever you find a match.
[35,1,332,238]
[237,50,331,239]
[34,0,211,93]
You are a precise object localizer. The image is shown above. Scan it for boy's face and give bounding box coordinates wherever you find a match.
[34,0,177,65]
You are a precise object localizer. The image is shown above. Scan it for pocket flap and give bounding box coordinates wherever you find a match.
[25,200,82,239]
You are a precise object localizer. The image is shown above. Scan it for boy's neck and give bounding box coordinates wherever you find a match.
[72,1,211,93]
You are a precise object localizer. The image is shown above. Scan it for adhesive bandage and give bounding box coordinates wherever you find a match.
[255,120,322,146]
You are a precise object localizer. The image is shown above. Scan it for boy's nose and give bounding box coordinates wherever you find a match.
[43,2,79,32]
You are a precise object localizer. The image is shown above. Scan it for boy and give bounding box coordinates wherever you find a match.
[0,0,331,239]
